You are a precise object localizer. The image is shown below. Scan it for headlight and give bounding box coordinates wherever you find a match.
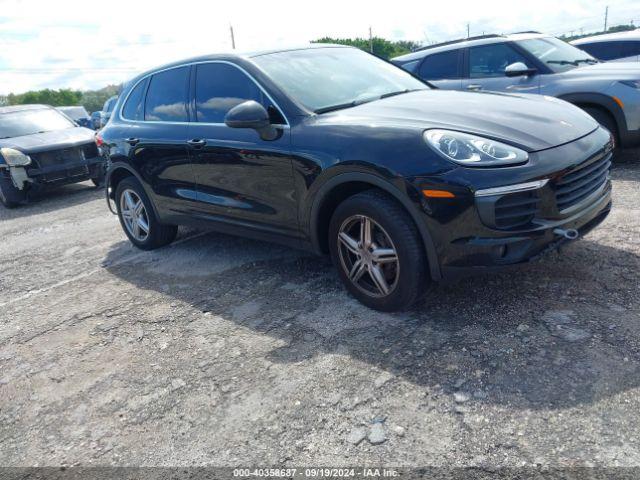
[620,80,640,89]
[0,148,31,167]
[424,129,528,167]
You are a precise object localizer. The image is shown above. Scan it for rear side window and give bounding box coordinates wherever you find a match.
[418,50,461,80]
[469,43,532,78]
[579,41,640,61]
[144,67,189,122]
[194,63,267,123]
[122,79,147,121]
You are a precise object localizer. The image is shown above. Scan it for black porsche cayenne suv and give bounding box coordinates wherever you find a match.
[101,45,612,311]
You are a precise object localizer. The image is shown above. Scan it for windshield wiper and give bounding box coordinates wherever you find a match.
[547,58,598,66]
[315,89,426,114]
[547,60,578,65]
[314,97,378,114]
[379,88,424,99]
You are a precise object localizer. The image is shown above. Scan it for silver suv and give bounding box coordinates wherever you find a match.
[392,32,640,150]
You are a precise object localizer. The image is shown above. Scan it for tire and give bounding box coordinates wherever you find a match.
[328,189,429,311]
[583,107,621,157]
[0,171,26,208]
[115,176,177,250]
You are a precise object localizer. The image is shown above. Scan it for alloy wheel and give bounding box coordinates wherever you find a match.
[120,189,150,242]
[337,214,400,298]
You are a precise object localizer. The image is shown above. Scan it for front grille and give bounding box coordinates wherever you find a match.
[30,142,98,169]
[31,146,85,169]
[494,191,540,229]
[555,152,611,213]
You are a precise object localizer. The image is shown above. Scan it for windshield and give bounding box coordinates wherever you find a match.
[252,47,428,113]
[58,106,89,120]
[516,37,598,72]
[0,108,75,139]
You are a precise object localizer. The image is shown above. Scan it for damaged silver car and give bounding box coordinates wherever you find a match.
[0,104,105,208]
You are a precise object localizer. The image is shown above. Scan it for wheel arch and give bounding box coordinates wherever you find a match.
[559,92,626,140]
[106,163,161,219]
[309,172,442,281]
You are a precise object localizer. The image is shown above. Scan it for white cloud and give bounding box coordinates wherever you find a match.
[0,0,637,94]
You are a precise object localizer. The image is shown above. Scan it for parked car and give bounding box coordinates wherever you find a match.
[392,32,640,151]
[91,111,104,130]
[100,95,118,128]
[101,45,612,311]
[571,29,640,62]
[0,105,105,208]
[57,105,92,129]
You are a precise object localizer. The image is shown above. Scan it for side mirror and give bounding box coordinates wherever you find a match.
[505,62,537,77]
[224,100,279,141]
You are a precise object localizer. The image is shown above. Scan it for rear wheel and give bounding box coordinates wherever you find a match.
[329,190,429,311]
[0,171,26,208]
[115,177,177,250]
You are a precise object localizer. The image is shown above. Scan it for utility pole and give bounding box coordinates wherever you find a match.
[466,23,470,38]
[369,26,373,53]
[604,6,609,32]
[230,24,236,50]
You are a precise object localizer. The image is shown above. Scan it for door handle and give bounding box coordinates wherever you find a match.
[467,84,482,91]
[187,139,207,148]
[125,137,139,146]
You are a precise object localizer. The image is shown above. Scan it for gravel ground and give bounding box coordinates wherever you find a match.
[0,158,639,471]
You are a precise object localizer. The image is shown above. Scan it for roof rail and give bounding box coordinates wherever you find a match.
[414,34,503,52]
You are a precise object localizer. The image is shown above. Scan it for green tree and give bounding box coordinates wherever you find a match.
[80,84,121,113]
[312,37,421,59]
[7,88,82,107]
[560,23,636,42]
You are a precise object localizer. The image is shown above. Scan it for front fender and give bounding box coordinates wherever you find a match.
[307,170,442,281]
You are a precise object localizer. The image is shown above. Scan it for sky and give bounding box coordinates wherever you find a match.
[0,0,637,95]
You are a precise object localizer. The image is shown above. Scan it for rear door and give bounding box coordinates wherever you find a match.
[123,66,198,215]
[186,62,299,236]
[416,49,463,90]
[463,43,540,93]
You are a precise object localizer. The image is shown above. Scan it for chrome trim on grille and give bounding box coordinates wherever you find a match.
[475,179,549,197]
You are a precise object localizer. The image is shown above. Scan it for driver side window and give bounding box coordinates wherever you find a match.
[469,44,532,78]
[194,63,285,124]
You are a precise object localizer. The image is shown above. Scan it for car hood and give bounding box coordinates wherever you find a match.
[0,127,96,154]
[320,89,599,151]
[556,61,640,80]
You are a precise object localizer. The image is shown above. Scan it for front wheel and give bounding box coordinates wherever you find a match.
[115,177,177,250]
[329,190,429,311]
[0,171,26,208]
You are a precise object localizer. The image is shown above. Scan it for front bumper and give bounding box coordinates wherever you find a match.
[411,127,614,280]
[25,156,105,186]
[440,193,611,279]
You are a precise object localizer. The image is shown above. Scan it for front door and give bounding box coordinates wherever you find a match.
[187,62,299,237]
[463,43,540,94]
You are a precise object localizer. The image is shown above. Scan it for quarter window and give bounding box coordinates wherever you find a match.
[469,44,532,78]
[144,67,189,122]
[418,50,461,80]
[195,63,270,124]
[122,79,147,121]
